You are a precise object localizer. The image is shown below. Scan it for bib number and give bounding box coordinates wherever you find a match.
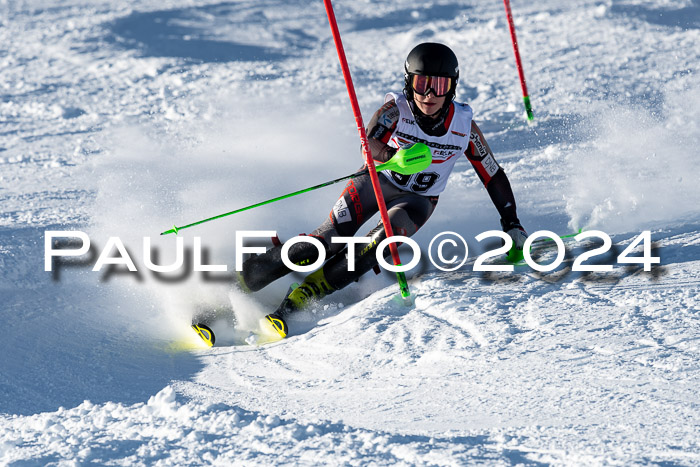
[391,171,439,192]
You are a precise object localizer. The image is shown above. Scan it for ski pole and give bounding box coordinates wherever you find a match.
[323,0,412,300]
[161,171,365,236]
[160,144,431,236]
[503,0,534,121]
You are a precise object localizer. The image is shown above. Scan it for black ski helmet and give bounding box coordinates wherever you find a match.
[404,42,459,102]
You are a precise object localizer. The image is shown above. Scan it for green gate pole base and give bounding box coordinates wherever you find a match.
[393,270,414,307]
[523,95,534,121]
[507,247,525,264]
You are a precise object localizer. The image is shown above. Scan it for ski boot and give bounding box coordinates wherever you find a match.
[278,268,335,315]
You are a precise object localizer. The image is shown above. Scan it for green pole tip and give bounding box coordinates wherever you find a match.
[160,225,179,236]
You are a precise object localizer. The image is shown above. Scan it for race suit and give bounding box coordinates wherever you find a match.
[241,92,521,293]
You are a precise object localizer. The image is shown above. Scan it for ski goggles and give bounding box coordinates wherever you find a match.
[410,74,454,97]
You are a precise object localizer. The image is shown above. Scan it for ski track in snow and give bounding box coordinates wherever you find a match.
[1,0,699,465]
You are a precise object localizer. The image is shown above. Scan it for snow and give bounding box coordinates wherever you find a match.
[1,0,699,464]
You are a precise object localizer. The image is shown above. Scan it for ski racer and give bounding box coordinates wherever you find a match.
[241,42,528,338]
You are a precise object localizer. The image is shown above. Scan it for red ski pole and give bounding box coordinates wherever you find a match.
[322,0,411,299]
[503,0,534,121]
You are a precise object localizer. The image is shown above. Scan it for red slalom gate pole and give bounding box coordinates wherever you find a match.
[503,0,534,121]
[322,0,411,300]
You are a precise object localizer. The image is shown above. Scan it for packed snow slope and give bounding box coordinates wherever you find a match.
[1,0,699,464]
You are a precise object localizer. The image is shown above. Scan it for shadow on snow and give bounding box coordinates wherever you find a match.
[102,2,474,63]
[103,2,317,63]
[0,225,204,416]
[610,0,700,30]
